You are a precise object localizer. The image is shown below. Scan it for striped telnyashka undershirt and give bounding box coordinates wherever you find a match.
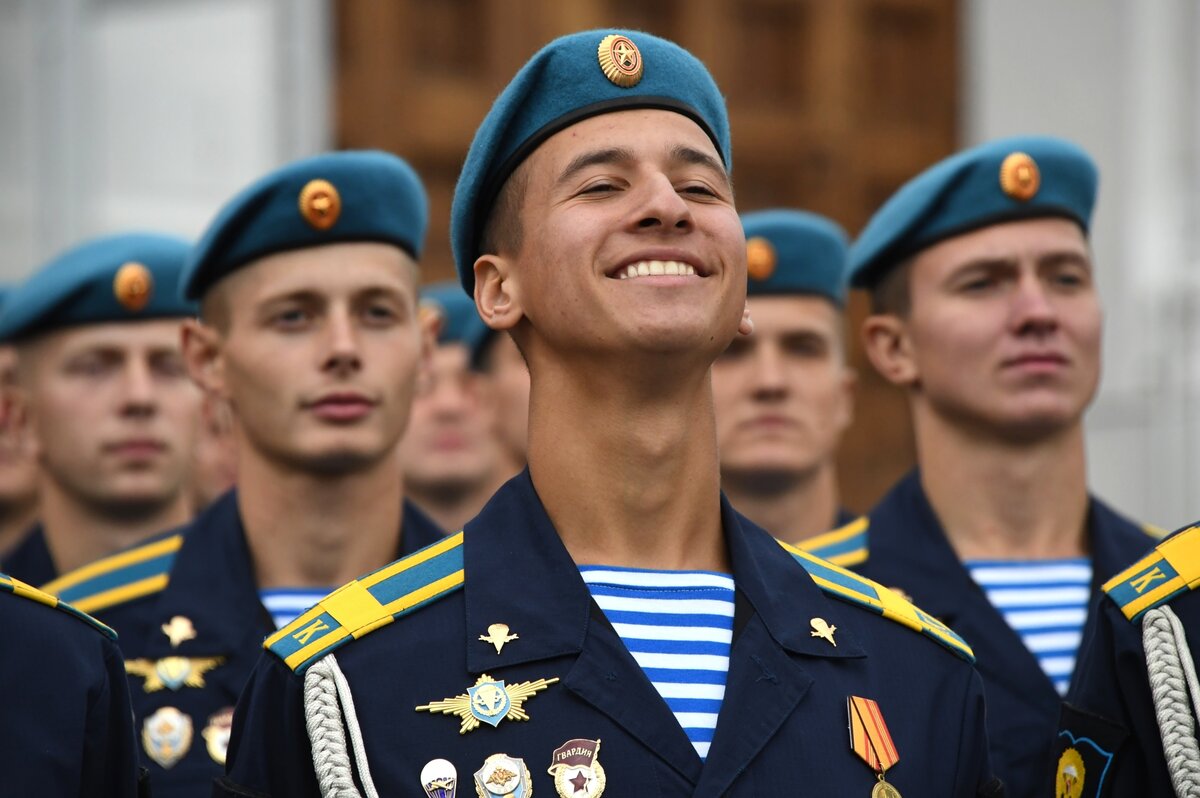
[579,565,735,760]
[259,587,331,630]
[966,558,1093,695]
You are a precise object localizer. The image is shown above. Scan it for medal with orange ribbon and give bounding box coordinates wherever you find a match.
[848,695,903,798]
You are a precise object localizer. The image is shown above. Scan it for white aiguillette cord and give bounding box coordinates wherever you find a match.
[304,653,381,798]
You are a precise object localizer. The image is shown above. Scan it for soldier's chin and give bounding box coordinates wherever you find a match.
[301,447,384,476]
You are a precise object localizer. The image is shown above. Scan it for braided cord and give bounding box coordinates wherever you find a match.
[1143,605,1200,796]
[303,654,380,798]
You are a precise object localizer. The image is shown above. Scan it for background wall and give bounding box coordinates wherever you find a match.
[2,0,1196,527]
[964,0,1200,529]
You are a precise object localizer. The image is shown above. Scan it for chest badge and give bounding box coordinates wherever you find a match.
[548,738,606,797]
[161,615,197,648]
[202,707,233,766]
[479,623,519,653]
[474,754,532,797]
[421,758,458,798]
[810,617,837,647]
[142,706,193,769]
[126,656,224,692]
[416,673,559,734]
[848,695,902,798]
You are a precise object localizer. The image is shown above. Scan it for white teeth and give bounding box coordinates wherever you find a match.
[617,260,699,279]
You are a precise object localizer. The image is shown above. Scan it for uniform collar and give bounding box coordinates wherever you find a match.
[464,470,864,673]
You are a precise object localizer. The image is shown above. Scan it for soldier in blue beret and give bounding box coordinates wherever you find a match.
[0,287,40,562]
[0,572,142,796]
[44,150,444,797]
[220,30,999,797]
[1052,521,1200,797]
[800,135,1158,797]
[712,209,857,543]
[0,233,203,586]
[399,281,511,532]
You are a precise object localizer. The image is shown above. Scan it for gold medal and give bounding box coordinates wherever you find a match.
[872,775,902,798]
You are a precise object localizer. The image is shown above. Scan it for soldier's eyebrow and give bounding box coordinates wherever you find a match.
[556,147,635,186]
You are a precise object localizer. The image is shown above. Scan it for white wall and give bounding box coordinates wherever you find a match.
[963,0,1200,529]
[0,0,332,278]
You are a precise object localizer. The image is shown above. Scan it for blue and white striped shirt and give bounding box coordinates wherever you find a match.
[259,588,331,630]
[966,558,1092,695]
[580,566,735,760]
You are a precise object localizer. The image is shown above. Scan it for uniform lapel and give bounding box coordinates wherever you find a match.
[694,501,866,797]
[864,472,1054,710]
[463,472,703,786]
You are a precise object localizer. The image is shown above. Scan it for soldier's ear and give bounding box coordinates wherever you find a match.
[861,313,918,387]
[181,319,227,398]
[474,254,523,332]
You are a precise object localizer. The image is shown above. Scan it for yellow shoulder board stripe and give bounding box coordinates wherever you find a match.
[777,539,974,662]
[266,532,465,674]
[796,515,870,567]
[0,573,117,639]
[42,533,182,615]
[1143,522,1170,540]
[1104,524,1200,621]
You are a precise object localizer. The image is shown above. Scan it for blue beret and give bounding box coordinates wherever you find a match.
[0,233,195,343]
[849,135,1099,288]
[183,150,428,300]
[419,281,487,349]
[742,209,848,306]
[451,29,731,293]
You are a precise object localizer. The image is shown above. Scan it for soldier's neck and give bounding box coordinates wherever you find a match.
[0,497,39,556]
[39,481,192,576]
[237,446,405,589]
[721,463,842,545]
[526,363,729,574]
[914,411,1090,561]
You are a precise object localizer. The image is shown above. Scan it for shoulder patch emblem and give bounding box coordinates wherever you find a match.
[1104,524,1200,621]
[796,516,870,567]
[0,573,116,639]
[41,533,182,615]
[267,531,465,674]
[777,540,974,662]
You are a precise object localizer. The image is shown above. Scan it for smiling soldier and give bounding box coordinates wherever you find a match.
[43,151,444,797]
[219,30,1000,798]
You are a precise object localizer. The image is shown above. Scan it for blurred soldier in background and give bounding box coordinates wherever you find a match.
[0,304,39,557]
[0,234,200,585]
[803,136,1158,797]
[712,209,855,542]
[471,314,530,477]
[400,281,509,531]
[189,393,237,512]
[44,151,443,797]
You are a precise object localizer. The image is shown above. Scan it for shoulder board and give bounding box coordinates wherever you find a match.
[1143,522,1170,540]
[266,531,465,674]
[778,539,975,663]
[41,532,183,615]
[1104,524,1200,621]
[0,572,116,639]
[795,516,870,567]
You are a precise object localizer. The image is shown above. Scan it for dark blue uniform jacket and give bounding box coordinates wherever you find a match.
[218,471,1000,797]
[1,524,58,585]
[45,489,442,798]
[1056,522,1200,798]
[802,469,1156,798]
[0,573,140,797]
